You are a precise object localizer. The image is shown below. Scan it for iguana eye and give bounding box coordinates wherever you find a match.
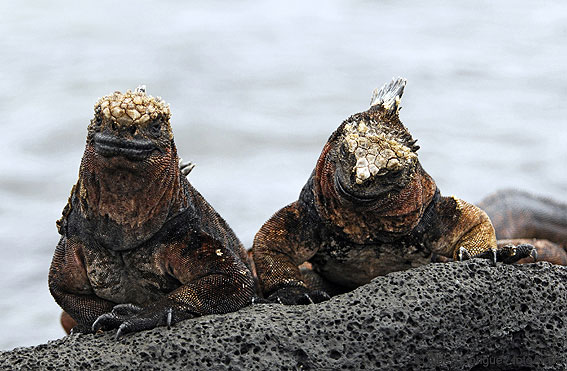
[150,121,161,136]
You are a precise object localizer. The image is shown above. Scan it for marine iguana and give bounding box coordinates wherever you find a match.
[251,77,536,304]
[48,86,254,337]
[479,189,567,265]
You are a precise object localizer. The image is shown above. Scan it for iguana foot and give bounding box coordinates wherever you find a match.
[458,244,537,266]
[92,304,143,333]
[92,303,192,338]
[251,296,271,305]
[179,158,196,176]
[267,286,330,305]
[70,323,95,334]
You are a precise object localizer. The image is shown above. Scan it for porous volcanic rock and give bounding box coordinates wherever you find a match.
[2,260,566,370]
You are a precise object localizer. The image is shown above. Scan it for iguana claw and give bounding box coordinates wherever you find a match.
[267,286,330,305]
[92,303,143,333]
[92,302,192,338]
[529,245,538,262]
[166,308,173,329]
[500,243,538,264]
[114,306,190,339]
[458,243,537,265]
[115,314,164,339]
[304,293,315,305]
[458,247,471,262]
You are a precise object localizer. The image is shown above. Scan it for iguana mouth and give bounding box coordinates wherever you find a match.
[93,133,156,161]
[334,175,378,204]
[334,171,406,205]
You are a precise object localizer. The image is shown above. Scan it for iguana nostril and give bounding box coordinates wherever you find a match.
[129,126,136,136]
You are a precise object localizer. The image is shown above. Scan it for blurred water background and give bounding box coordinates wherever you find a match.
[1,0,566,350]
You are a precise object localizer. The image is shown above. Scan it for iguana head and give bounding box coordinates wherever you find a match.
[77,87,184,250]
[331,78,420,203]
[87,86,173,162]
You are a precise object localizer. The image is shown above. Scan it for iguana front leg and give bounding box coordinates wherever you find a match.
[432,196,536,264]
[48,236,115,333]
[93,274,250,337]
[92,232,255,337]
[498,239,562,264]
[251,202,330,305]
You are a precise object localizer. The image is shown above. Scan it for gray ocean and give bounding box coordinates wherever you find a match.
[1,0,566,350]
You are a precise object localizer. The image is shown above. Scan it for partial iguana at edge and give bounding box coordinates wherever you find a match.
[478,189,567,265]
[49,86,254,337]
[251,77,536,304]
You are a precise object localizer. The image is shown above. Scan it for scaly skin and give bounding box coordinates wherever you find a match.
[251,78,533,304]
[49,87,254,337]
[479,189,567,265]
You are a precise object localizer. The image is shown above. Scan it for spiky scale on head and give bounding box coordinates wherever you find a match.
[342,77,417,185]
[370,77,407,113]
[92,86,173,140]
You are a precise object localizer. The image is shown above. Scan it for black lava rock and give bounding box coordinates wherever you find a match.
[1,260,566,370]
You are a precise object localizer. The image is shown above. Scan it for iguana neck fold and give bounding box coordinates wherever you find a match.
[75,143,187,251]
[313,142,436,243]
